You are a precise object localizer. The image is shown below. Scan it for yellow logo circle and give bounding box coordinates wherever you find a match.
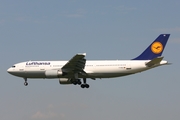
[151,42,163,54]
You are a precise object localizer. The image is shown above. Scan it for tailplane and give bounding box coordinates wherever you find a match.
[133,34,170,60]
[145,56,164,67]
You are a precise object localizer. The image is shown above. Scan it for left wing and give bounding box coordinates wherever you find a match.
[61,53,86,75]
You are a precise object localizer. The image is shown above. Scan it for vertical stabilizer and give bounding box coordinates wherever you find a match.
[133,34,170,60]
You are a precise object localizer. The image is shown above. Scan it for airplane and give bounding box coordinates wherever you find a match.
[7,34,170,88]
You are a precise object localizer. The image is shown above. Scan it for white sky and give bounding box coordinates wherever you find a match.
[0,0,180,120]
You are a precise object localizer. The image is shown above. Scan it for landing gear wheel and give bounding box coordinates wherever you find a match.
[81,84,89,88]
[85,84,89,88]
[24,82,28,86]
[72,79,81,85]
[73,82,77,85]
[81,84,85,88]
[77,80,82,85]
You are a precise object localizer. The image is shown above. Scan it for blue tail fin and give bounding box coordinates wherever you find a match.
[133,34,170,60]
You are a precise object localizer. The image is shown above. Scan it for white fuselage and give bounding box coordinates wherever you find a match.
[7,60,168,79]
[7,34,170,88]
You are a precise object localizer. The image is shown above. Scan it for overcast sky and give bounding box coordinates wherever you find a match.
[0,0,180,120]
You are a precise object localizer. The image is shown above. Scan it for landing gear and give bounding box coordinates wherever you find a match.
[71,78,89,88]
[80,78,89,88]
[77,80,82,85]
[24,78,28,86]
[72,73,90,88]
[24,82,28,86]
[72,79,82,85]
[81,84,89,88]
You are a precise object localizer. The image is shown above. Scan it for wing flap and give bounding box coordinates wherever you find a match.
[146,56,164,67]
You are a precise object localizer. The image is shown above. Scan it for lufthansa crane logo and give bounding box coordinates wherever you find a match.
[151,42,163,54]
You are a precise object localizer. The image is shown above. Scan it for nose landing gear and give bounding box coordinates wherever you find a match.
[24,78,28,86]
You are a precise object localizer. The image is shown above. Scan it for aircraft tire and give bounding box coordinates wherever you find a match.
[24,82,28,86]
[85,84,89,88]
[81,84,89,88]
[77,81,82,85]
[81,84,85,88]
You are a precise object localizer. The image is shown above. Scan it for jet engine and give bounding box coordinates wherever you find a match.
[59,78,72,84]
[45,70,63,78]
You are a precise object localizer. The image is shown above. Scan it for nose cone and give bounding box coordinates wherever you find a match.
[7,67,19,76]
[7,68,12,74]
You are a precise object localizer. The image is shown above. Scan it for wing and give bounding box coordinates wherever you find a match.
[61,53,86,75]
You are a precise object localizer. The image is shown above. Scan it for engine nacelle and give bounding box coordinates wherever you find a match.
[59,78,72,84]
[45,70,63,78]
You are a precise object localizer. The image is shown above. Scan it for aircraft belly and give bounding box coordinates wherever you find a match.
[86,73,133,78]
[85,65,148,78]
[25,71,45,78]
[86,69,134,78]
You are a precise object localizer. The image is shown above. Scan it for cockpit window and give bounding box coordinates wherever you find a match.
[12,66,16,68]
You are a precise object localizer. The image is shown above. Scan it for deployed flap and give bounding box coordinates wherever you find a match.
[146,56,164,67]
[62,53,86,74]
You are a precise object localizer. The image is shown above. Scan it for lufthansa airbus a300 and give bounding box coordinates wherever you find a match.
[7,34,170,88]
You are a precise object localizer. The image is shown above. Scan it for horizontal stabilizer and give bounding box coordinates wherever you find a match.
[146,56,164,67]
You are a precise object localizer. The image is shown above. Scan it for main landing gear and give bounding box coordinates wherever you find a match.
[81,84,89,88]
[72,73,89,88]
[80,78,89,88]
[24,78,28,86]
[72,78,90,88]
[72,79,82,85]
